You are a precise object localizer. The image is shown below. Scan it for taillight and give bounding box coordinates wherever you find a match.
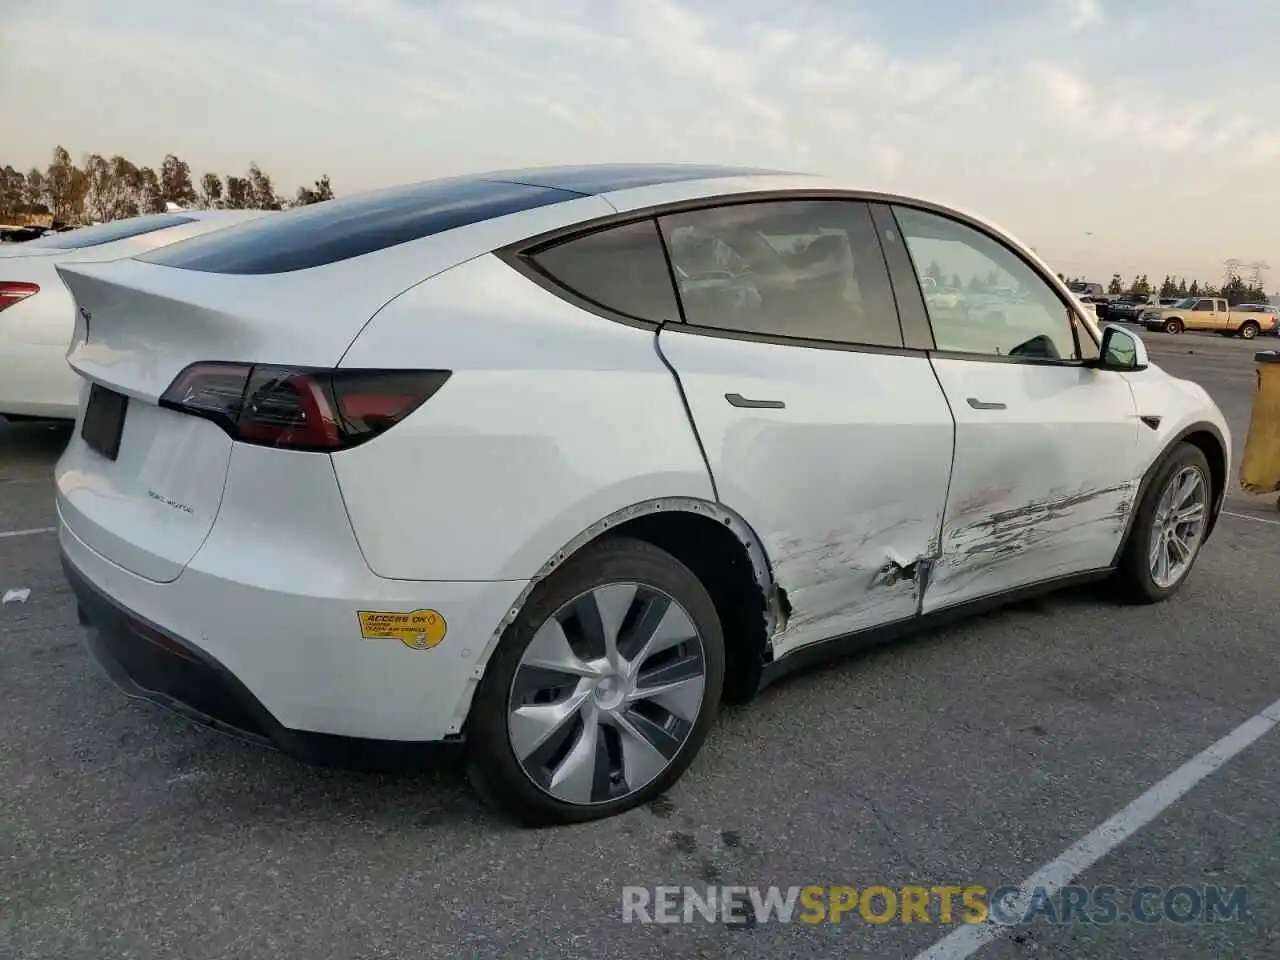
[0,282,39,313]
[159,362,450,452]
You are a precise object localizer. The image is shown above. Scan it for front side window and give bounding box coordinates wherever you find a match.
[528,219,680,324]
[658,200,902,347]
[893,206,1084,361]
[1194,299,1215,312]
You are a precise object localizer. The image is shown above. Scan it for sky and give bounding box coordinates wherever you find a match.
[3,0,1278,287]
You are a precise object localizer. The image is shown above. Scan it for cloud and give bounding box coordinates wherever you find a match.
[1065,0,1103,31]
[2,0,1278,280]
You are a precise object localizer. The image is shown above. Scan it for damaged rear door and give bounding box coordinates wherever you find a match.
[890,205,1141,612]
[654,198,955,658]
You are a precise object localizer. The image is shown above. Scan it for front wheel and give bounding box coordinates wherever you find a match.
[1112,442,1213,603]
[1239,320,1260,340]
[1163,318,1183,334]
[465,537,725,826]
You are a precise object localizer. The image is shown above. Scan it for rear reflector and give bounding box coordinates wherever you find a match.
[0,282,39,313]
[160,363,450,451]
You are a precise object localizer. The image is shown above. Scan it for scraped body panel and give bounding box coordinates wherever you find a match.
[657,328,954,657]
[923,358,1140,612]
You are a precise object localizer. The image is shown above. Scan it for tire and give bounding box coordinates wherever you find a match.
[465,536,725,826]
[1112,442,1213,604]
[1163,318,1183,334]
[1239,320,1260,340]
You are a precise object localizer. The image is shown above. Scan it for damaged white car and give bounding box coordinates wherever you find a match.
[55,164,1230,826]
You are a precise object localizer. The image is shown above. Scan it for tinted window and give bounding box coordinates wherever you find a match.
[21,214,195,250]
[139,178,578,274]
[1194,300,1214,311]
[529,219,680,323]
[658,200,902,347]
[893,206,1084,361]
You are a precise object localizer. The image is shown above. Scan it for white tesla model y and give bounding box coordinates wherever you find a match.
[55,164,1230,825]
[0,210,271,420]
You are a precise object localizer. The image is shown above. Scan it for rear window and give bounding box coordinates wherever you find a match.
[21,214,195,250]
[528,219,680,323]
[138,177,580,275]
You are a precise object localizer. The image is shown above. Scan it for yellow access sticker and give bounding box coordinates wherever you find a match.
[357,608,447,650]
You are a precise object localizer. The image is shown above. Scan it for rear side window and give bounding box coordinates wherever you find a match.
[527,219,680,323]
[21,214,195,250]
[138,178,579,275]
[659,200,903,347]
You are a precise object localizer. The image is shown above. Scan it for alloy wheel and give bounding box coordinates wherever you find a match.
[507,582,707,806]
[1148,465,1208,589]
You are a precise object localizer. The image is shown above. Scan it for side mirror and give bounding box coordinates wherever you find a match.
[1096,324,1149,372]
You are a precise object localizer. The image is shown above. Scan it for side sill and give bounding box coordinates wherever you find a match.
[756,567,1114,693]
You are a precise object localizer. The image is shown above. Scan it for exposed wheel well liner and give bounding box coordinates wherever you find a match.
[606,511,771,703]
[466,499,777,716]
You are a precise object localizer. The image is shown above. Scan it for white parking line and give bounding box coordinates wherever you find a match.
[915,695,1280,959]
[0,526,56,540]
[1222,510,1280,527]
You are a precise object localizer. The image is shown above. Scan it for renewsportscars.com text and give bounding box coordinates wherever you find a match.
[621,884,1250,926]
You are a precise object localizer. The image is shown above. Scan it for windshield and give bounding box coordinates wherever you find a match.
[20,213,195,250]
[1172,297,1197,308]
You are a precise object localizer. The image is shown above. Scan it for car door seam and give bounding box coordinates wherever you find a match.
[923,353,960,616]
[653,322,719,502]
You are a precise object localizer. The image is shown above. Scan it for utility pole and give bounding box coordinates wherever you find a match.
[1223,258,1243,289]
[1247,260,1270,290]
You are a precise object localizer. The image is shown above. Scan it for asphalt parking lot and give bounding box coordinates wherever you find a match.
[2,330,1278,959]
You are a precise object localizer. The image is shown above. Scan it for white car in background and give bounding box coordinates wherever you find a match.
[0,210,271,421]
[54,164,1230,826]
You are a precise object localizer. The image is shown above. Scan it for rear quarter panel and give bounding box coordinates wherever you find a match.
[333,253,715,581]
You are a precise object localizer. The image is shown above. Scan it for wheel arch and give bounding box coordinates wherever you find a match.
[446,497,782,735]
[1111,421,1229,566]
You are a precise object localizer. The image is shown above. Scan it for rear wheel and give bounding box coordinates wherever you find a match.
[1239,320,1260,340]
[1163,318,1183,334]
[1112,442,1212,603]
[465,537,724,826]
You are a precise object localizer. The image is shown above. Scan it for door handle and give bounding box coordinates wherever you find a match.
[966,397,1007,410]
[725,393,786,409]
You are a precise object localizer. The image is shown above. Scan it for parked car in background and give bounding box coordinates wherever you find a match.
[53,163,1229,825]
[1231,303,1280,335]
[1071,293,1101,318]
[1,226,52,243]
[1067,280,1105,299]
[1141,298,1274,338]
[1107,293,1154,323]
[0,210,272,420]
[926,285,963,309]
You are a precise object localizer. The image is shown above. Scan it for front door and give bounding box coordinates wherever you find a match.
[1187,297,1223,331]
[890,205,1142,612]
[655,198,955,655]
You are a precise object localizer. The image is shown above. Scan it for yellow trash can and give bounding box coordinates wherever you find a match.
[1239,350,1280,506]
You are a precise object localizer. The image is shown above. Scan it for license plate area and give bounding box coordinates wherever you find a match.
[81,384,128,461]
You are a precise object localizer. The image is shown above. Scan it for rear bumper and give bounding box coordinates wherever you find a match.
[66,553,466,766]
[66,552,288,748]
[59,507,528,747]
